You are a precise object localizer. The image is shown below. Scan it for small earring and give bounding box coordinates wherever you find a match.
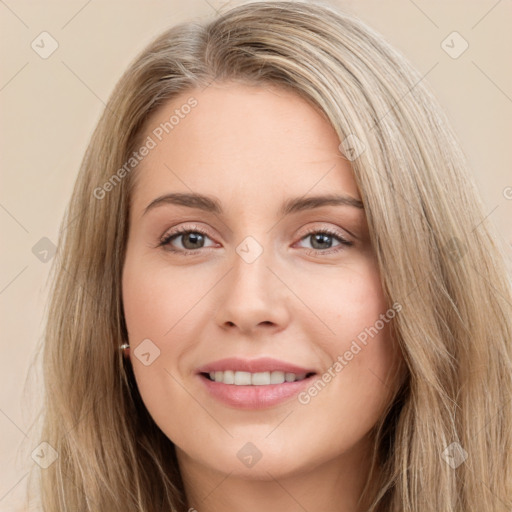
[119,343,130,358]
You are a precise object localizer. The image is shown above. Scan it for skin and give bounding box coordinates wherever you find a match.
[122,81,404,512]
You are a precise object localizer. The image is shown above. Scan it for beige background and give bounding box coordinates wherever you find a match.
[1,0,511,509]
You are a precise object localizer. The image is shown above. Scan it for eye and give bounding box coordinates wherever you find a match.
[158,225,217,254]
[295,227,353,255]
[157,224,353,256]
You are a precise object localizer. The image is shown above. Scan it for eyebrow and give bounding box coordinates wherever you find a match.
[143,192,364,217]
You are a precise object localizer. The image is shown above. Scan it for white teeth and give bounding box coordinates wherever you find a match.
[270,371,285,384]
[207,370,309,385]
[223,370,235,384]
[251,371,270,385]
[234,371,252,385]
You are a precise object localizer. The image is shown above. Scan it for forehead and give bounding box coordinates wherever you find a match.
[130,81,360,213]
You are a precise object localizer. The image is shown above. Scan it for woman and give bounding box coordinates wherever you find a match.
[32,1,512,510]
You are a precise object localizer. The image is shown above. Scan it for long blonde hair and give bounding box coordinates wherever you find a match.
[31,1,512,510]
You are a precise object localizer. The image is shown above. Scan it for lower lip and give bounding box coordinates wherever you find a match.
[198,373,316,409]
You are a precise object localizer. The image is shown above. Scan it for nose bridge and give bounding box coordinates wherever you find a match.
[214,233,289,331]
[230,234,274,300]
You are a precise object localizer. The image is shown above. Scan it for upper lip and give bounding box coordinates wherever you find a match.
[196,357,316,375]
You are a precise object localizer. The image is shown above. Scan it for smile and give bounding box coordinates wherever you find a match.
[204,370,313,385]
[197,371,318,409]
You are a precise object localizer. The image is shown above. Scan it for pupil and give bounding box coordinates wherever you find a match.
[183,233,203,249]
[311,233,331,250]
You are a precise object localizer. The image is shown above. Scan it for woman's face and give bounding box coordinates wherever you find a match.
[122,81,403,482]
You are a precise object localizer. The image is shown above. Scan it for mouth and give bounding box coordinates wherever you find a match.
[200,370,316,385]
[197,370,318,410]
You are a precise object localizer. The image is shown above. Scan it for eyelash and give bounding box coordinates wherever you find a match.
[157,224,353,257]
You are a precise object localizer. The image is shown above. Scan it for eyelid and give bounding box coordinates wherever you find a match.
[298,224,352,241]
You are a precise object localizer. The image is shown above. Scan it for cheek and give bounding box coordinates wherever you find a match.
[121,258,203,435]
[304,254,390,346]
[122,259,207,344]
[121,254,222,400]
[297,256,401,420]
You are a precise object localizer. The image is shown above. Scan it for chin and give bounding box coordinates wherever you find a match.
[212,454,306,480]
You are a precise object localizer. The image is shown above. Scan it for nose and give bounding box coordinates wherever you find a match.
[213,244,291,335]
